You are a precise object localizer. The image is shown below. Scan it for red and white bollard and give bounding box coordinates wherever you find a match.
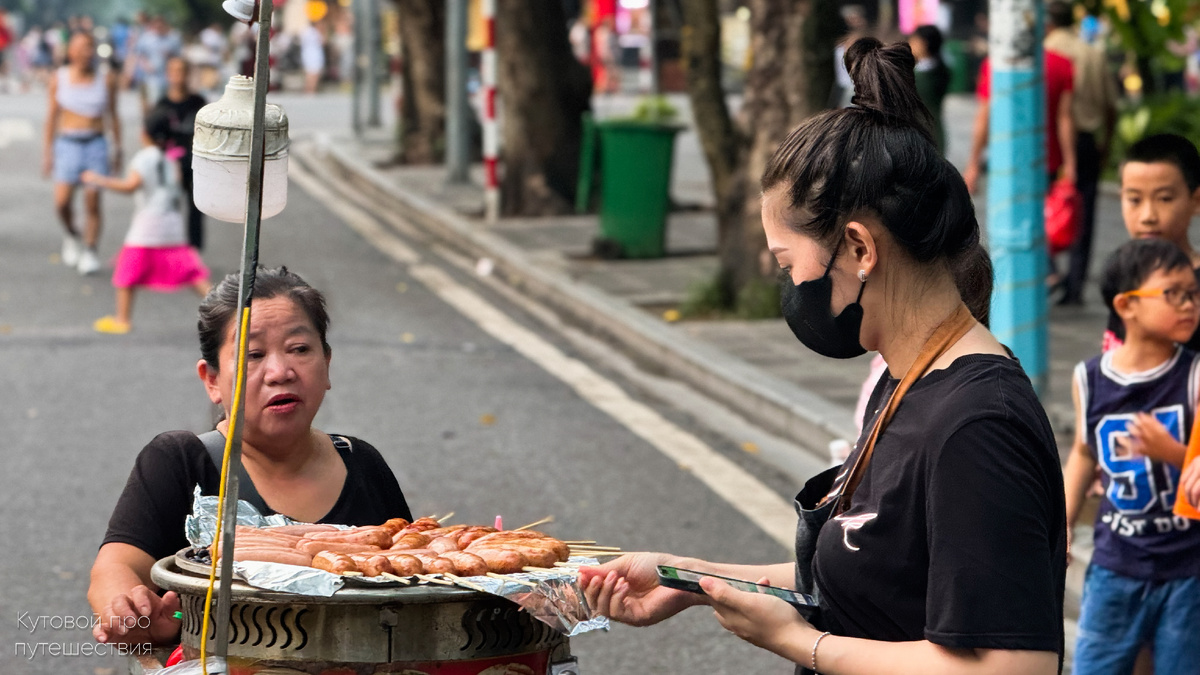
[481,0,499,223]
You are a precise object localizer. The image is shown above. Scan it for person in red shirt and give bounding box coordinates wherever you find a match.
[963,50,1077,193]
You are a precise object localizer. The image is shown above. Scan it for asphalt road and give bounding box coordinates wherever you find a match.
[0,89,802,674]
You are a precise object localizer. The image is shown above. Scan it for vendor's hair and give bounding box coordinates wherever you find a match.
[198,266,331,370]
[1100,239,1193,313]
[762,37,980,266]
[1123,133,1200,192]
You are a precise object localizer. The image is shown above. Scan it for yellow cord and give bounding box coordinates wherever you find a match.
[200,306,251,675]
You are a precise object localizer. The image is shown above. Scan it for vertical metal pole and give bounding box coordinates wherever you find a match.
[214,0,274,657]
[367,0,382,128]
[352,0,364,136]
[446,0,470,184]
[481,0,499,222]
[648,0,660,95]
[988,0,1047,394]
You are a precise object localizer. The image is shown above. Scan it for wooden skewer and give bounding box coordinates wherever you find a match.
[514,515,554,531]
[521,566,562,574]
[415,574,454,586]
[488,572,538,588]
[562,540,596,545]
[341,571,364,577]
[437,511,456,525]
[569,545,622,551]
[579,551,639,557]
[445,573,488,592]
[425,514,440,522]
[553,561,581,568]
[381,572,411,583]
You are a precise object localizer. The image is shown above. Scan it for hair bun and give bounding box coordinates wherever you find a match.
[844,37,934,140]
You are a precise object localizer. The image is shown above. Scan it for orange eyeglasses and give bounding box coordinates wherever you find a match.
[1120,287,1200,309]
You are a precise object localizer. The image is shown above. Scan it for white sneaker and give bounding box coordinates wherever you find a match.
[77,248,101,276]
[61,237,82,267]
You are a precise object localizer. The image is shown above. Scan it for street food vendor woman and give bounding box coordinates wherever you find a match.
[88,267,414,645]
[581,39,1068,675]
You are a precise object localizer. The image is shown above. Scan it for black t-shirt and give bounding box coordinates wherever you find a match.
[102,430,413,561]
[153,94,206,157]
[811,355,1066,659]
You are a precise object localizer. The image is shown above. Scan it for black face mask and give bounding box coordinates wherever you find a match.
[779,249,868,359]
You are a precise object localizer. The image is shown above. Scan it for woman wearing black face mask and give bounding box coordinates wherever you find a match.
[581,38,1066,675]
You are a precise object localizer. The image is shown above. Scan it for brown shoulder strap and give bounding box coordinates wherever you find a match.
[832,304,976,514]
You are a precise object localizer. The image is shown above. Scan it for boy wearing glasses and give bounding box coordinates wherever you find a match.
[1066,238,1200,674]
[1103,134,1200,352]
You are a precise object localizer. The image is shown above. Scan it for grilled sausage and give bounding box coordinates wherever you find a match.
[379,518,411,536]
[381,553,424,576]
[348,554,395,577]
[311,551,359,574]
[471,548,528,575]
[390,532,432,549]
[296,539,383,556]
[303,527,393,548]
[440,551,489,577]
[428,536,461,554]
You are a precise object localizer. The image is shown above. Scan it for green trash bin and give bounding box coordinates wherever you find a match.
[596,120,681,259]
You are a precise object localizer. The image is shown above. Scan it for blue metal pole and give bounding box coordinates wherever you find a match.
[987,0,1048,395]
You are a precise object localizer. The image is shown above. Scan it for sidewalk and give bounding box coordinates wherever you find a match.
[306,93,1130,458]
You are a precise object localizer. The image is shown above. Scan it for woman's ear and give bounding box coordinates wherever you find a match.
[197,359,222,406]
[843,220,879,278]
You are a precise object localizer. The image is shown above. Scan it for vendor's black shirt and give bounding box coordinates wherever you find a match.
[811,355,1066,658]
[102,430,413,561]
[153,94,206,154]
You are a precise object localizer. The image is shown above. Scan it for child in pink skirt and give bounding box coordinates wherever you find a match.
[82,109,210,334]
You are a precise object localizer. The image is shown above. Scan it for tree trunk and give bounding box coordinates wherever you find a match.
[680,0,840,309]
[394,0,446,164]
[495,0,593,216]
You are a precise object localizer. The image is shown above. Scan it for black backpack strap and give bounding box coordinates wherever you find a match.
[197,430,268,514]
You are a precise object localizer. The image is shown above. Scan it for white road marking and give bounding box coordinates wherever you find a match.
[293,160,798,549]
[0,119,36,148]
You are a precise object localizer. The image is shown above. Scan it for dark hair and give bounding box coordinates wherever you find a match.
[951,244,993,328]
[1046,1,1074,29]
[1123,133,1200,192]
[143,106,173,148]
[762,38,978,265]
[198,266,332,370]
[911,25,943,62]
[1100,239,1193,313]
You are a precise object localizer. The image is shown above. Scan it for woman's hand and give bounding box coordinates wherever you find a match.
[92,585,181,645]
[701,576,816,658]
[80,170,101,187]
[578,553,703,627]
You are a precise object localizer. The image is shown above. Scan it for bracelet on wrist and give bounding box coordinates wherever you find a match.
[810,631,831,673]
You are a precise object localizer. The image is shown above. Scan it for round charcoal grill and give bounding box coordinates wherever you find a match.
[151,557,575,674]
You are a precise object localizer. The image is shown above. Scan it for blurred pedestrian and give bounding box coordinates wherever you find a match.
[1045,1,1119,306]
[131,16,181,111]
[109,17,130,69]
[964,45,1077,206]
[81,109,210,335]
[43,31,122,276]
[333,12,354,85]
[153,56,207,251]
[197,22,229,91]
[300,19,326,95]
[0,9,13,93]
[831,5,870,108]
[908,25,950,154]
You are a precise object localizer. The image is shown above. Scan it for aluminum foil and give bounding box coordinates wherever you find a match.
[184,486,348,547]
[465,558,609,636]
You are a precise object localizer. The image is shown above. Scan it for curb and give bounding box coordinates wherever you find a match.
[298,138,859,461]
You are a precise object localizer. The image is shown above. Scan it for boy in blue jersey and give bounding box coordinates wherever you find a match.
[1066,238,1200,674]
